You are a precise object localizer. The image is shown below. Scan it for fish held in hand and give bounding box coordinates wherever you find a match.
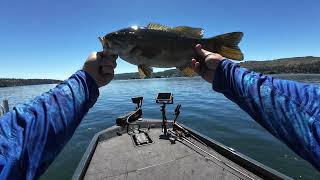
[99,23,244,79]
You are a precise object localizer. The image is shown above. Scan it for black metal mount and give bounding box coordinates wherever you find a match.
[173,104,181,124]
[160,103,168,135]
[132,97,143,109]
[116,97,143,128]
[156,93,174,135]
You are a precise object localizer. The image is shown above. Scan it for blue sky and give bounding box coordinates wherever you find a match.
[0,0,319,80]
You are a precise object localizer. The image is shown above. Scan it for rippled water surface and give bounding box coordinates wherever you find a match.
[0,74,319,179]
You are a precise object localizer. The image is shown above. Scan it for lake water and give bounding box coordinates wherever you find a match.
[0,74,320,179]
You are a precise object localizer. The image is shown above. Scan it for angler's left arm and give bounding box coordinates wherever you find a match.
[212,59,320,170]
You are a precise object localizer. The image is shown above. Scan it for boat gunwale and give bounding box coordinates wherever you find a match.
[179,123,292,180]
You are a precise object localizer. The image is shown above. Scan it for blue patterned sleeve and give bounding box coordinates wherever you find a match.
[0,70,99,179]
[212,59,320,170]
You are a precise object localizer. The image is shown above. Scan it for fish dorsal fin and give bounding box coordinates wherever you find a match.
[172,26,204,38]
[147,23,203,38]
[147,23,171,31]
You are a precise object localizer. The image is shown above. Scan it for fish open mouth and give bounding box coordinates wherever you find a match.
[99,36,125,50]
[98,37,112,49]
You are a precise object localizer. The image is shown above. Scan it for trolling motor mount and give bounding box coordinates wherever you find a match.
[132,97,143,109]
[116,97,143,127]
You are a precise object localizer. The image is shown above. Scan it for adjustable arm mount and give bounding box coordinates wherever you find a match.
[156,93,173,135]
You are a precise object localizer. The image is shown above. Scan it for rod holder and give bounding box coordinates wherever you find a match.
[1,99,9,116]
[3,99,9,113]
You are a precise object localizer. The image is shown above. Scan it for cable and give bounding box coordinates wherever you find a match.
[168,128,255,180]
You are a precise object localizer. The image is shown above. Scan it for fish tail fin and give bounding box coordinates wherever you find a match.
[204,32,244,60]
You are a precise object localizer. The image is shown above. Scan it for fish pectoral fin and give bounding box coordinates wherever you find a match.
[177,63,195,77]
[141,48,160,59]
[147,23,171,31]
[130,46,143,56]
[138,65,153,79]
[171,26,204,39]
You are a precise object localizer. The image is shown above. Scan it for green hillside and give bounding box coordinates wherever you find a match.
[240,56,320,74]
[0,79,62,87]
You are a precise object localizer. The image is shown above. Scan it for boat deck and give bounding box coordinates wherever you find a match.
[73,120,290,180]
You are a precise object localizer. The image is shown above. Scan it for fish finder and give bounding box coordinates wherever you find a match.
[156,93,173,135]
[156,93,173,104]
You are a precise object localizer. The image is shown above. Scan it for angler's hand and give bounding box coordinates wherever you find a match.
[192,44,224,83]
[82,51,118,87]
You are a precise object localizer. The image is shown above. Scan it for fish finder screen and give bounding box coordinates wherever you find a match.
[156,93,173,104]
[157,93,171,100]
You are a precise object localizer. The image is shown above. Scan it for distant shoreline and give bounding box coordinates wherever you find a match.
[1,74,319,88]
[0,79,62,88]
[1,56,319,86]
[114,56,320,80]
[113,73,320,81]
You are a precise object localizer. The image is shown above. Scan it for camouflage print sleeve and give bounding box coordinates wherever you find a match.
[212,59,320,170]
[0,70,99,179]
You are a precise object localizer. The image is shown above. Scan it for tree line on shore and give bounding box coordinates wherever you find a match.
[1,56,319,86]
[0,78,62,87]
[114,56,320,80]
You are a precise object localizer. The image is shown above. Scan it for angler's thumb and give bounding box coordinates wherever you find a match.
[195,44,211,58]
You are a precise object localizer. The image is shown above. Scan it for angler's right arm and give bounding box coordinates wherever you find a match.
[192,44,320,170]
